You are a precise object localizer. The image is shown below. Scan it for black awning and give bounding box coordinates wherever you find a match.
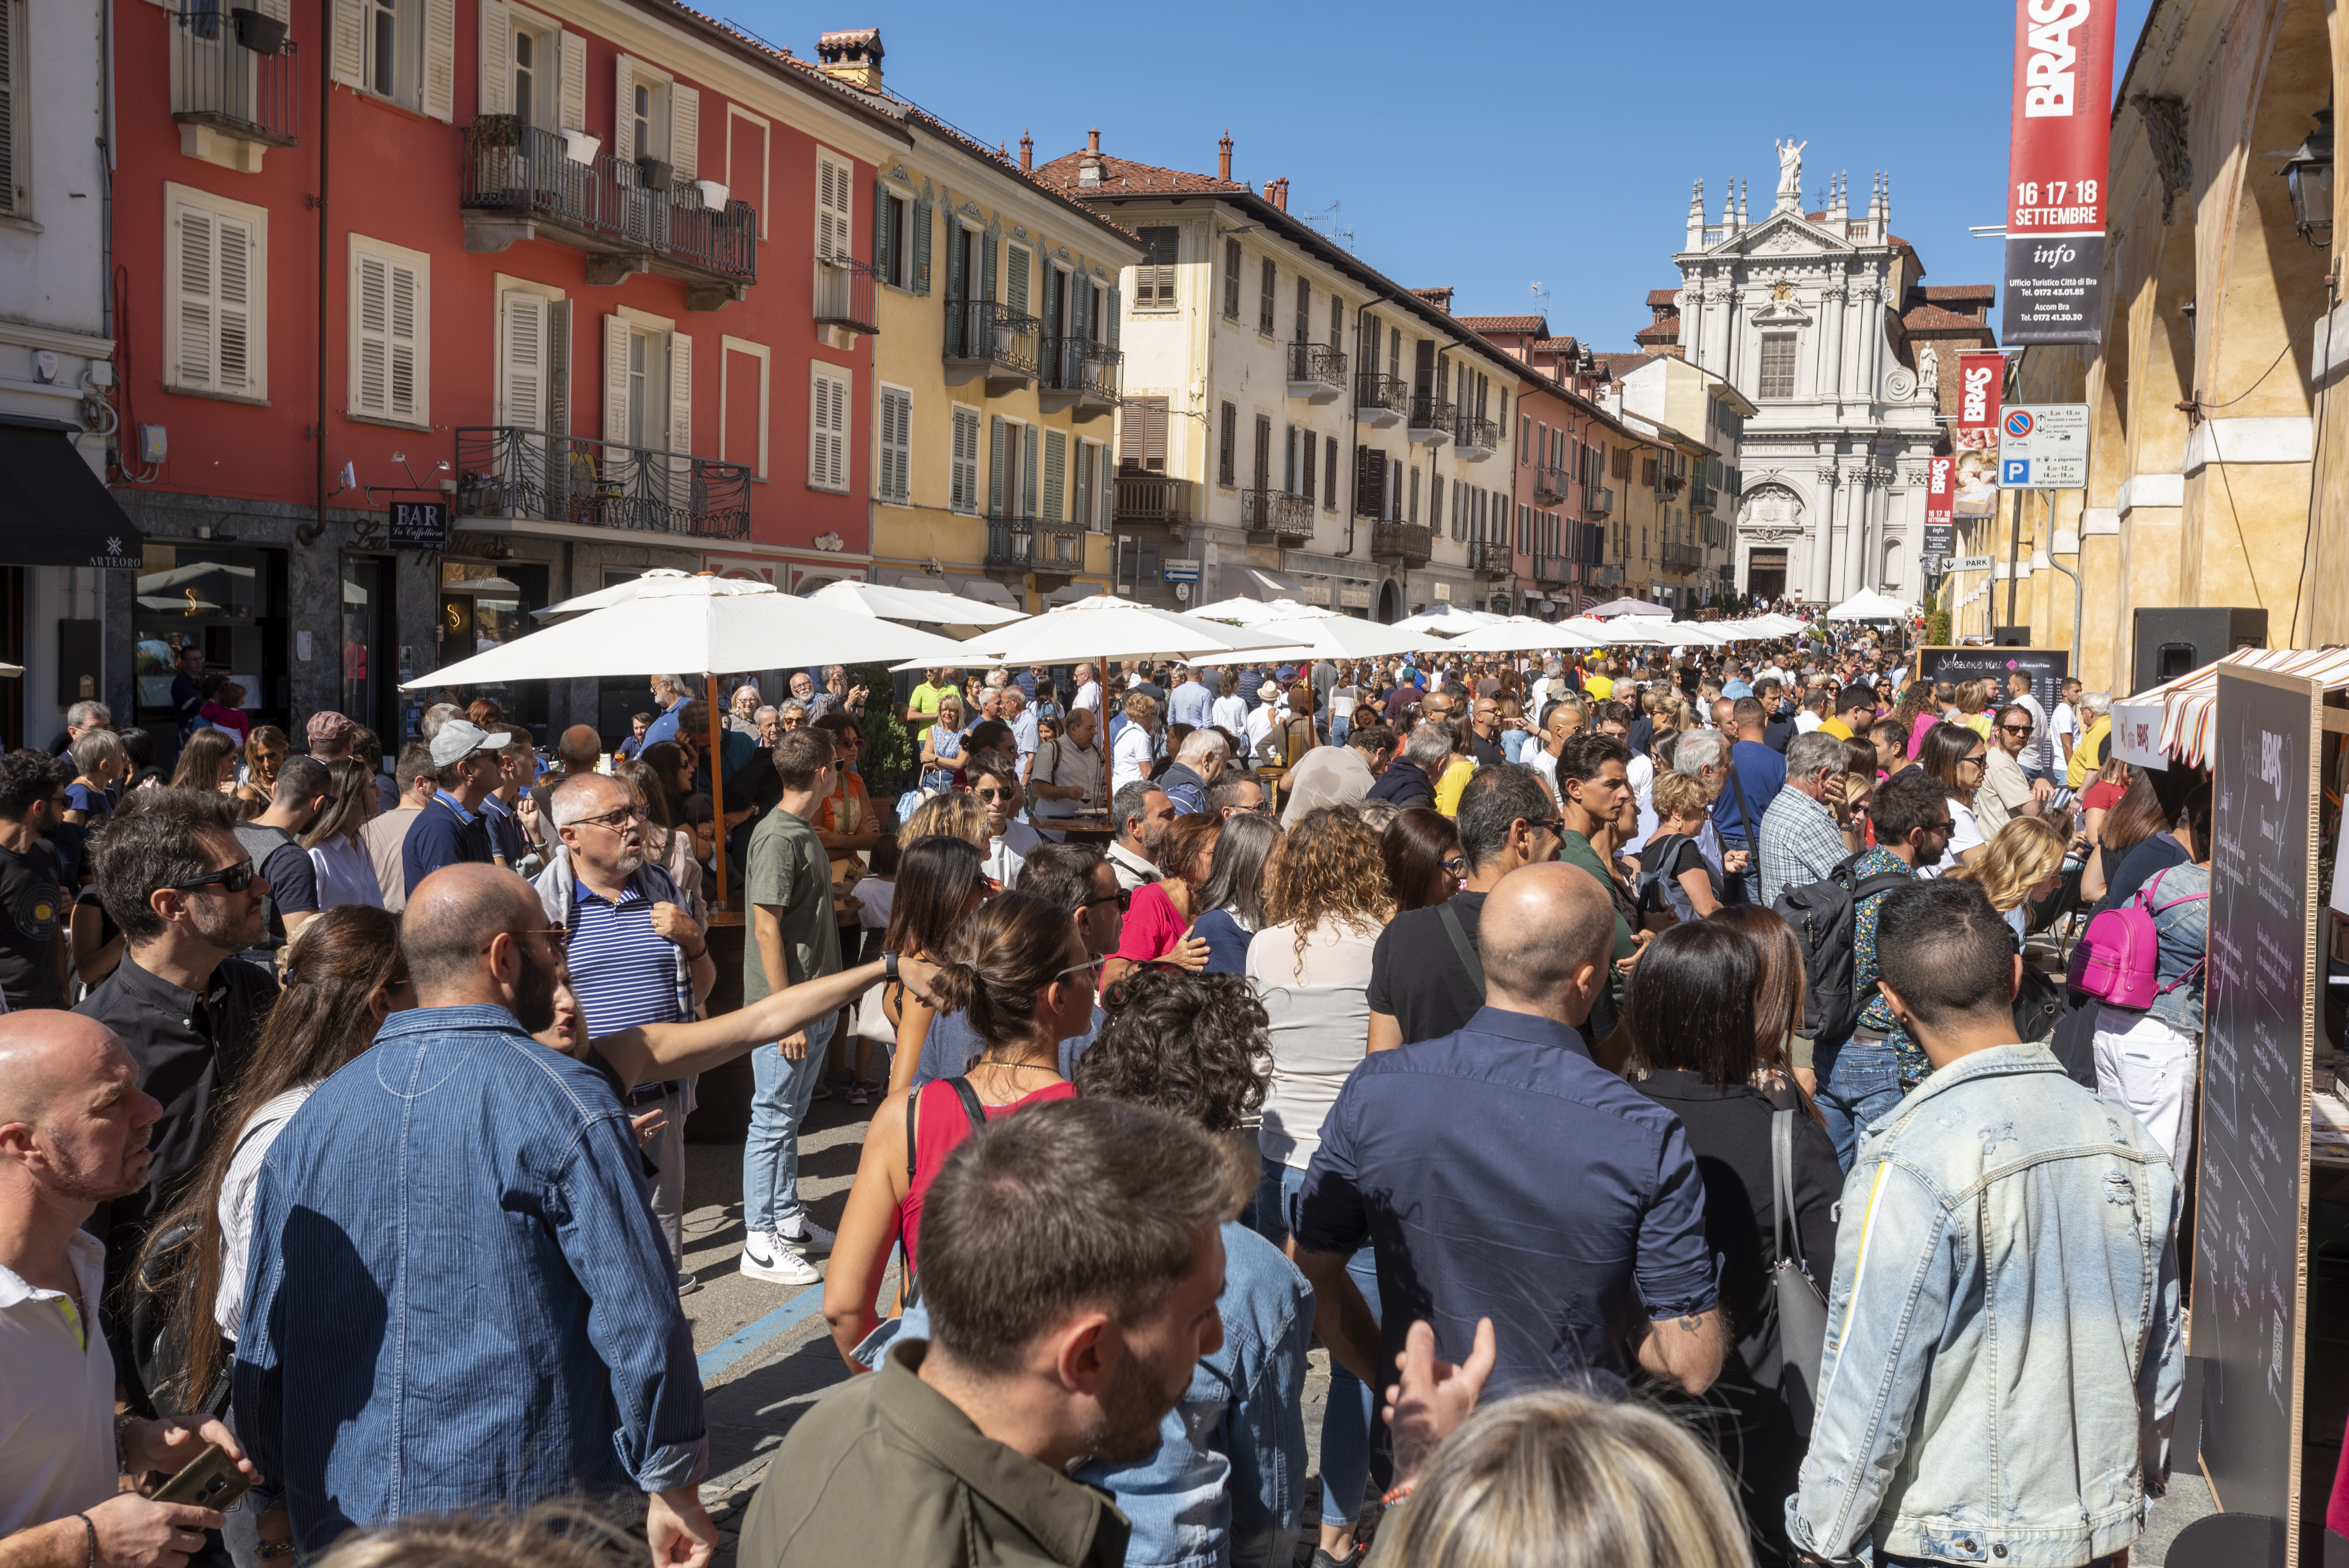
[0,424,144,568]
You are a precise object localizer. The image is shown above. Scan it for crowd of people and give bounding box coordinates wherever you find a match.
[0,621,2213,1568]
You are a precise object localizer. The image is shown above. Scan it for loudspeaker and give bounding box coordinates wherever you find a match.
[2131,608,2267,691]
[1992,626,2032,647]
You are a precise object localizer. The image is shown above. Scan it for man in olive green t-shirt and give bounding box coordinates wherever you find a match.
[1551,733,1640,1058]
[738,729,845,1285]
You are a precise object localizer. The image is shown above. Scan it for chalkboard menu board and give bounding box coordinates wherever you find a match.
[1913,647,2069,748]
[2194,664,2318,1547]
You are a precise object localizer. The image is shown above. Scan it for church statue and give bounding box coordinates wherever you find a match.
[1916,345,1939,399]
[1774,138,1807,210]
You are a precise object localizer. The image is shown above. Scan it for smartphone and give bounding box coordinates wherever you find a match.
[150,1443,251,1512]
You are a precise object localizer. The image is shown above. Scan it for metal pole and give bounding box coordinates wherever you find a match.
[2004,486,2022,630]
[706,671,727,909]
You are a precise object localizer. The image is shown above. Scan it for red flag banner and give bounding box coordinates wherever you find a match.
[1957,352,2007,448]
[1927,456,1956,527]
[2001,0,2117,344]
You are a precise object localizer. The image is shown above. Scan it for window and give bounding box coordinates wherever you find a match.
[1217,401,1237,486]
[0,0,20,216]
[348,236,429,426]
[807,365,848,490]
[608,57,696,177]
[496,288,569,434]
[1252,414,1271,491]
[624,327,665,447]
[1222,238,1241,320]
[1073,439,1096,528]
[1612,444,1631,481]
[877,385,911,502]
[1134,226,1178,309]
[1258,258,1276,335]
[1330,294,1344,347]
[1520,414,1530,463]
[1387,326,1400,380]
[1121,396,1168,473]
[950,405,980,513]
[1406,464,1419,524]
[1759,333,1797,399]
[878,189,910,287]
[1324,437,1338,509]
[815,150,853,262]
[478,4,570,129]
[1294,277,1310,343]
[341,0,451,118]
[1301,430,1316,503]
[1283,424,1297,492]
[1641,455,1658,486]
[166,182,267,399]
[365,0,402,99]
[1354,446,1386,517]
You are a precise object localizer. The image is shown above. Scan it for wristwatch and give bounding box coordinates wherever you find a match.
[882,949,900,983]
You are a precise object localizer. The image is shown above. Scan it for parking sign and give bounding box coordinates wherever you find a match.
[1996,403,2089,489]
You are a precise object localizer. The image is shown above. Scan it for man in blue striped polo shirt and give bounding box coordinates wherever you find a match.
[535,772,716,1293]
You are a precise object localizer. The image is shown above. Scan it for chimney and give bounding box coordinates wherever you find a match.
[1274,177,1289,211]
[1019,128,1032,171]
[813,29,884,89]
[1217,130,1233,183]
[1078,126,1103,188]
[1088,127,1101,153]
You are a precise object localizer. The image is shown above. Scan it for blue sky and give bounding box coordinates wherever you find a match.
[738,0,2157,348]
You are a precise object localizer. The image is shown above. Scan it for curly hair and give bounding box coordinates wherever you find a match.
[1081,968,1270,1133]
[1266,805,1391,962]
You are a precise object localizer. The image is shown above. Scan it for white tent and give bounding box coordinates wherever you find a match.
[915,595,1313,670]
[1185,616,1447,663]
[1825,589,1915,622]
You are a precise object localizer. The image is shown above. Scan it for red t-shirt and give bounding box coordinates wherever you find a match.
[2081,779,2127,814]
[900,1078,1075,1271]
[1114,881,1189,964]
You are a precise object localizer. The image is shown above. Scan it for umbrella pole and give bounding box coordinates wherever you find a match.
[707,671,728,910]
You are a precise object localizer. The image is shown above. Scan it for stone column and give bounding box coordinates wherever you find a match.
[1809,465,1838,602]
[1831,470,1860,602]
[1855,283,1884,403]
[1817,284,1845,400]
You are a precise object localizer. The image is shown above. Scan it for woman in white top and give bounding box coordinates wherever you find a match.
[303,757,384,909]
[1110,690,1158,793]
[1243,803,1393,1564]
[1912,722,1989,878]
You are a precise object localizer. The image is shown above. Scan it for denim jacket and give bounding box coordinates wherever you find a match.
[233,1005,708,1553]
[903,1220,1312,1568]
[1787,1044,2181,1568]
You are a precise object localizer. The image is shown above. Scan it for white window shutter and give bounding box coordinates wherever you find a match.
[667,332,693,508]
[353,253,389,415]
[613,56,634,159]
[602,312,629,444]
[421,0,454,120]
[329,0,363,86]
[816,154,851,262]
[216,216,253,392]
[669,85,699,182]
[557,32,586,132]
[545,299,571,436]
[174,207,217,390]
[807,370,846,490]
[256,0,289,20]
[351,244,425,422]
[499,292,546,429]
[477,0,510,116]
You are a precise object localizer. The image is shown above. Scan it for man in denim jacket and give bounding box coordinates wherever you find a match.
[1789,880,2182,1568]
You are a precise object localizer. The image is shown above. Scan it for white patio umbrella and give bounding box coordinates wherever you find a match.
[1437,618,1608,655]
[805,577,1027,627]
[1661,621,1730,645]
[1183,615,1449,664]
[1186,595,1344,625]
[1826,589,1915,622]
[1389,605,1502,637]
[914,595,1314,672]
[1581,596,1672,618]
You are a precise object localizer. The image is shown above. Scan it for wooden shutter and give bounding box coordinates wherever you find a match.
[613,56,634,159]
[173,203,255,394]
[879,387,911,502]
[1217,403,1235,486]
[1283,424,1296,492]
[1043,429,1066,521]
[602,313,629,443]
[1294,277,1309,342]
[421,0,455,120]
[1354,445,1383,517]
[1301,431,1316,502]
[1330,294,1343,346]
[1222,239,1239,318]
[911,188,933,295]
[943,215,964,302]
[1005,246,1029,318]
[1105,285,1120,352]
[1100,441,1114,531]
[952,405,979,511]
[669,85,699,182]
[544,300,570,436]
[1251,415,1270,491]
[329,0,363,87]
[352,245,425,423]
[666,330,692,455]
[816,153,851,262]
[558,30,585,131]
[871,180,891,281]
[1324,436,1338,508]
[1119,396,1166,474]
[988,415,1007,515]
[979,220,998,305]
[477,0,510,116]
[1022,424,1039,519]
[808,368,846,490]
[1258,258,1274,333]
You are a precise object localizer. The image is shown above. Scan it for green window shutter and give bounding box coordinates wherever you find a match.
[1023,423,1039,518]
[1006,246,1029,317]
[872,180,890,276]
[912,189,933,296]
[989,414,1006,515]
[1101,442,1114,530]
[1106,285,1121,352]
[944,214,963,302]
[1041,266,1059,345]
[1072,277,1090,342]
[1044,429,1066,520]
[980,220,999,304]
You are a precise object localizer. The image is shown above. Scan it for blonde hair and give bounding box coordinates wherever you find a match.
[903,791,989,850]
[1953,679,1992,716]
[312,1502,634,1568]
[1952,814,2067,912]
[1650,770,1710,824]
[1123,690,1160,722]
[1378,1387,1754,1568]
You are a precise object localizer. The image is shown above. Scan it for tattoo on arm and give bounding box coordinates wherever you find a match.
[1678,1314,1703,1335]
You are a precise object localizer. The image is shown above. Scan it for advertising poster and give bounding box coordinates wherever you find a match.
[1954,449,2000,517]
[2001,0,2117,344]
[1956,351,2007,449]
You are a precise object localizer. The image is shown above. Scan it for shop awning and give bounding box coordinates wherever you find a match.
[948,577,1023,614]
[1229,566,1301,603]
[0,422,143,568]
[2111,646,2349,771]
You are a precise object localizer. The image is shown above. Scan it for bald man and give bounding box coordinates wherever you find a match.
[1291,863,1725,1411]
[233,864,715,1566]
[0,1012,261,1565]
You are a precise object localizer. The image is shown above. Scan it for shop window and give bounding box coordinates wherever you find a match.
[133,543,287,761]
[438,561,549,738]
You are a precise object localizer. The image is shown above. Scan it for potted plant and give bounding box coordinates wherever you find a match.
[636,156,675,191]
[693,179,729,209]
[561,128,601,164]
[229,6,287,53]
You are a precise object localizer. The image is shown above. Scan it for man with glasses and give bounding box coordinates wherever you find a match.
[1759,730,1854,909]
[77,788,278,1389]
[1466,697,1506,767]
[1205,771,1270,819]
[536,773,715,1293]
[0,750,72,1010]
[401,718,511,897]
[1977,703,2051,834]
[2005,668,2056,781]
[966,752,1043,889]
[739,729,846,1286]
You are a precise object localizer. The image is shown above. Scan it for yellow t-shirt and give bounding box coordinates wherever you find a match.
[1818,718,1854,741]
[1960,713,1994,741]
[1435,756,1477,818]
[907,682,946,719]
[2066,716,2110,788]
[1584,675,1615,700]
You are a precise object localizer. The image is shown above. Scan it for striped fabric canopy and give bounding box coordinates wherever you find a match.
[2112,646,2349,769]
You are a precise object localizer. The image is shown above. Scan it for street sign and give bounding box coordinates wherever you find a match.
[1948,555,1995,571]
[1996,403,2089,489]
[1160,561,1200,583]
[1922,522,1956,558]
[387,499,450,549]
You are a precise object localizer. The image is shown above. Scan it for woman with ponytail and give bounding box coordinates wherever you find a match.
[822,892,1098,1368]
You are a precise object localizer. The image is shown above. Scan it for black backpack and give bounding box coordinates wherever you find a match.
[1771,856,1913,1047]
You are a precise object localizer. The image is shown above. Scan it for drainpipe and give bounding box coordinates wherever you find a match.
[298,0,330,547]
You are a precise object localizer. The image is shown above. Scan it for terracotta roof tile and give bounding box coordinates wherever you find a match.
[1646,289,1681,307]
[1634,321,1679,345]
[1531,336,1581,354]
[1457,315,1550,334]
[1902,303,1996,335]
[1411,287,1455,309]
[1921,284,1996,302]
[1030,149,1253,197]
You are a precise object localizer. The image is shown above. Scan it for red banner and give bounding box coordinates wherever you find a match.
[2001,0,2117,344]
[1957,352,2006,449]
[1926,456,1955,526]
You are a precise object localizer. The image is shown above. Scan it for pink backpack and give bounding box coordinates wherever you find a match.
[2067,866,2206,1009]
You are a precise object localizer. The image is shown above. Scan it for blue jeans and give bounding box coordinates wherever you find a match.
[1720,836,1759,906]
[1812,1031,1903,1171]
[1249,1156,1379,1531]
[1330,713,1350,745]
[743,1013,836,1233]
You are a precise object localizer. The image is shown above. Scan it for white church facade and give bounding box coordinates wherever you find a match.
[1660,144,1986,606]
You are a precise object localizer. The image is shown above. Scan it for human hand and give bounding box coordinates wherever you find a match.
[647,1487,717,1568]
[1794,1066,1819,1098]
[2030,776,2055,803]
[778,1031,809,1062]
[896,954,943,1007]
[123,1415,258,1485]
[1383,1317,1496,1492]
[649,902,704,952]
[1167,933,1212,973]
[87,1490,225,1568]
[630,1108,666,1147]
[1723,850,1751,873]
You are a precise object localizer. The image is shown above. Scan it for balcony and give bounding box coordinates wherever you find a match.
[1701,516,1727,547]
[1356,371,1409,429]
[944,299,1039,395]
[1584,486,1614,519]
[1594,565,1625,588]
[1039,337,1120,419]
[1114,473,1196,529]
[454,427,750,540]
[171,3,300,171]
[985,517,1087,581]
[1532,465,1568,506]
[1240,488,1315,545]
[1689,477,1718,511]
[1452,414,1499,461]
[1286,342,1347,403]
[1467,540,1512,578]
[1407,395,1454,447]
[461,119,756,308]
[813,255,880,345]
[1535,554,1570,587]
[1660,542,1702,573]
[1371,522,1432,567]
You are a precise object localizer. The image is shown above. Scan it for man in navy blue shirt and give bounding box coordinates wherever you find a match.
[401,718,509,896]
[636,674,695,750]
[1709,696,1785,906]
[1294,862,1723,1408]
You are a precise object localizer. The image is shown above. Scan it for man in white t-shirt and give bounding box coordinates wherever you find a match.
[1070,663,1102,718]
[1243,683,1280,761]
[2004,670,2056,779]
[2051,678,2082,768]
[1028,706,1101,821]
[966,751,1043,886]
[1793,688,1829,734]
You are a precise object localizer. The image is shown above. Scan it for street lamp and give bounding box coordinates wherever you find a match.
[2282,107,2333,248]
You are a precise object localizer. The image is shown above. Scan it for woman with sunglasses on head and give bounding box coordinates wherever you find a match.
[916,691,968,797]
[879,836,991,1098]
[1382,806,1461,913]
[304,757,385,910]
[822,892,1093,1370]
[1912,723,1990,878]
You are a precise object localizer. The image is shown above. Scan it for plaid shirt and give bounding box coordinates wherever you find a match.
[1757,785,1851,910]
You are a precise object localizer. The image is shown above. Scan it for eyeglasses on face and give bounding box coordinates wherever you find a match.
[1440,856,1466,876]
[1960,753,1987,767]
[173,858,258,894]
[1999,723,2035,736]
[572,805,642,832]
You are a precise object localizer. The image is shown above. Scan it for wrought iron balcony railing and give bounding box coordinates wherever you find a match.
[1584,486,1614,518]
[944,299,1040,384]
[1371,522,1433,565]
[1355,371,1409,425]
[1114,473,1195,526]
[1452,414,1500,454]
[1661,542,1702,572]
[1240,488,1315,543]
[172,2,300,150]
[1535,554,1570,586]
[1467,540,1512,576]
[1407,395,1455,441]
[1040,337,1119,407]
[814,255,880,335]
[455,427,750,540]
[1286,342,1347,399]
[1532,465,1568,506]
[461,119,756,293]
[985,516,1087,573]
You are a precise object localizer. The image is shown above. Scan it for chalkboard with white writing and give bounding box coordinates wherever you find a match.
[2193,664,2318,1553]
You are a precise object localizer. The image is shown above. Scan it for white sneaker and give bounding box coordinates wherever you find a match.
[776,1215,836,1254]
[739,1229,821,1285]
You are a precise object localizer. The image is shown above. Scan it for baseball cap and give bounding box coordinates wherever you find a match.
[306,710,356,747]
[428,717,512,768]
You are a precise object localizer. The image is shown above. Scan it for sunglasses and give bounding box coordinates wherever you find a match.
[1082,889,1134,913]
[1999,723,2035,736]
[173,858,258,894]
[973,787,1014,802]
